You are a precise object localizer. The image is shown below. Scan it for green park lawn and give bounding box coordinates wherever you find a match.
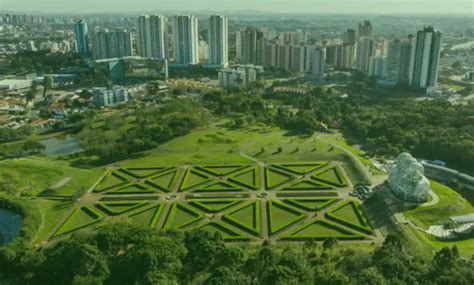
[0,157,104,196]
[404,180,474,229]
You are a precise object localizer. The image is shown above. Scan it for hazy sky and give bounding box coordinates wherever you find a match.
[1,0,472,15]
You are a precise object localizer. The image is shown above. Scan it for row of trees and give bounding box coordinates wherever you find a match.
[1,223,472,284]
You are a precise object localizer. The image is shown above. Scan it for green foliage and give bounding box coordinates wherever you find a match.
[0,225,473,284]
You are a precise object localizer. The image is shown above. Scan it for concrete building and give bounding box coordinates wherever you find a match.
[368,55,387,78]
[277,44,292,71]
[356,36,375,73]
[409,27,442,91]
[386,36,415,84]
[218,65,262,88]
[291,45,313,72]
[92,86,131,107]
[173,15,199,65]
[91,30,133,60]
[264,42,279,68]
[208,15,228,67]
[137,15,169,60]
[311,47,325,77]
[74,19,89,54]
[237,27,262,65]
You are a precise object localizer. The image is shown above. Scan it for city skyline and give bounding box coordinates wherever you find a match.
[1,0,472,15]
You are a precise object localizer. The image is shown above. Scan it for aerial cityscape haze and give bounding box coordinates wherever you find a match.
[0,0,473,284]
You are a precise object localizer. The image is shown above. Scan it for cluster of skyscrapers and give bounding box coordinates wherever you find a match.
[74,16,442,91]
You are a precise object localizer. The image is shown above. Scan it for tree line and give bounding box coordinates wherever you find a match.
[0,223,472,285]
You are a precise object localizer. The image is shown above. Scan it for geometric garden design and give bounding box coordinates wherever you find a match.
[51,161,374,243]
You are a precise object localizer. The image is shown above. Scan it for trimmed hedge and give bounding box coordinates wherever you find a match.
[195,165,249,177]
[54,206,104,237]
[145,169,179,192]
[272,162,329,175]
[267,201,305,235]
[179,169,212,191]
[119,167,171,178]
[163,203,203,229]
[0,193,41,246]
[105,183,155,195]
[96,202,148,215]
[128,204,163,228]
[325,201,373,235]
[264,168,294,190]
[94,171,129,192]
[284,198,338,211]
[312,166,347,187]
[280,220,365,241]
[228,167,259,190]
[189,199,242,213]
[223,201,260,236]
[195,221,250,241]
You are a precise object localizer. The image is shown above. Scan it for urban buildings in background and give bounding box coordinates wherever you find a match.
[173,15,199,65]
[137,15,169,60]
[36,13,444,92]
[208,15,228,67]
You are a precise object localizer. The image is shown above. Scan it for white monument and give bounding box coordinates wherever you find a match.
[388,153,431,203]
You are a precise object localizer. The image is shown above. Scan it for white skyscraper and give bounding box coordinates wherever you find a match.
[311,48,325,77]
[173,15,199,65]
[409,27,442,91]
[208,15,228,67]
[137,15,169,59]
[356,36,375,73]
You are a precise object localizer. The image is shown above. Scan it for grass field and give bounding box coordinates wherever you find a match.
[0,157,104,196]
[404,181,474,229]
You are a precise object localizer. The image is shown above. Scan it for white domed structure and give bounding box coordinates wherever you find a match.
[388,152,431,203]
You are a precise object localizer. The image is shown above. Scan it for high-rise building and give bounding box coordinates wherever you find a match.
[208,15,228,67]
[311,47,325,77]
[74,19,89,55]
[237,27,263,65]
[341,43,356,68]
[368,55,387,78]
[385,39,402,82]
[91,30,133,60]
[291,45,313,72]
[264,42,279,67]
[399,35,414,84]
[356,36,375,73]
[385,36,415,84]
[409,27,442,90]
[358,20,373,39]
[277,44,292,70]
[342,29,356,45]
[173,15,199,65]
[137,15,169,59]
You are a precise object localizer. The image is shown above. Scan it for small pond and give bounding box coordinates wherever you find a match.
[40,135,83,157]
[0,208,22,245]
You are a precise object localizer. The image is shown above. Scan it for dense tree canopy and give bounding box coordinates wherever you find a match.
[0,223,472,285]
